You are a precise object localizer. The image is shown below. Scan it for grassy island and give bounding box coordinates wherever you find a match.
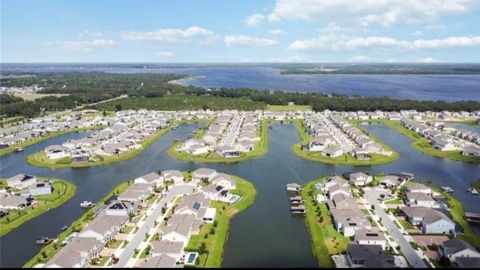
[24,180,132,268]
[25,123,177,169]
[167,120,269,163]
[359,119,480,163]
[0,178,76,237]
[186,175,257,267]
[292,119,399,166]
[0,127,101,157]
[301,178,351,267]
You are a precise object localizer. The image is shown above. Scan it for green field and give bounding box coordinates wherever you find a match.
[26,122,177,168]
[301,178,351,267]
[292,119,399,166]
[90,94,267,111]
[24,180,133,268]
[360,119,480,163]
[185,175,257,267]
[267,105,312,111]
[167,119,270,163]
[0,178,76,237]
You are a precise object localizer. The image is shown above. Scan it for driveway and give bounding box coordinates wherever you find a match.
[114,185,196,267]
[364,188,427,268]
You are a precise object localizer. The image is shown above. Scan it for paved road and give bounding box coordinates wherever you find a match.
[115,185,196,267]
[364,188,427,268]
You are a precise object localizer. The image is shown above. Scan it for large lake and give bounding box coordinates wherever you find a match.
[2,64,480,101]
[0,122,479,268]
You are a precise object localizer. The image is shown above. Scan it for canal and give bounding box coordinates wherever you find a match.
[0,122,479,268]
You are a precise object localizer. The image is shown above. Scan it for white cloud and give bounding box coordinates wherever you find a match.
[121,26,214,44]
[267,0,480,27]
[245,13,266,27]
[288,34,480,51]
[45,39,115,53]
[412,30,423,36]
[349,55,371,62]
[155,51,174,58]
[420,57,440,63]
[224,35,278,47]
[78,31,103,38]
[269,29,287,35]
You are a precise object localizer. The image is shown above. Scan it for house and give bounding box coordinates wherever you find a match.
[331,208,369,237]
[454,257,480,268]
[150,240,184,261]
[161,170,184,185]
[346,244,396,268]
[440,238,480,263]
[327,184,351,200]
[78,215,126,243]
[105,200,135,216]
[216,145,239,158]
[354,228,388,250]
[134,172,162,188]
[45,144,70,159]
[203,208,216,223]
[379,175,401,189]
[142,254,177,268]
[25,182,52,196]
[44,237,102,268]
[192,168,218,183]
[328,193,357,210]
[402,207,455,234]
[405,182,432,195]
[432,138,457,151]
[462,145,480,157]
[0,195,29,209]
[322,145,343,157]
[348,172,373,186]
[161,222,192,244]
[6,174,37,190]
[210,173,236,190]
[175,193,210,219]
[405,192,439,208]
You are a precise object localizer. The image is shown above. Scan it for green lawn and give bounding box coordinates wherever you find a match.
[360,119,480,163]
[267,105,312,111]
[301,179,351,267]
[26,122,177,168]
[0,126,101,157]
[399,220,414,229]
[167,119,270,163]
[185,175,257,267]
[384,197,404,205]
[24,180,133,268]
[292,119,399,166]
[0,178,76,237]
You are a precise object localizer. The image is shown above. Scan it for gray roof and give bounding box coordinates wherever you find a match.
[354,228,387,242]
[442,238,479,256]
[151,240,184,255]
[347,243,395,268]
[142,254,177,268]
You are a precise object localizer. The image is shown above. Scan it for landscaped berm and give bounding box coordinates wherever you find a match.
[0,177,76,237]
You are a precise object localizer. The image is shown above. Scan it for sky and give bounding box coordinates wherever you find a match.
[1,0,480,63]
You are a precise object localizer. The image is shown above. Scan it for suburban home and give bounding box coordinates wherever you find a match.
[327,184,352,200]
[402,207,455,234]
[0,194,29,209]
[210,173,236,190]
[405,183,432,195]
[354,228,388,250]
[346,244,396,268]
[45,145,70,159]
[379,175,402,189]
[134,172,162,188]
[462,145,480,157]
[405,192,439,208]
[44,237,102,268]
[150,240,185,262]
[215,145,240,158]
[24,182,52,196]
[78,215,127,244]
[104,200,135,216]
[322,145,343,158]
[348,172,373,186]
[440,238,480,263]
[161,170,184,185]
[331,208,369,237]
[142,254,177,268]
[432,138,457,151]
[6,174,37,190]
[328,193,357,210]
[192,168,218,183]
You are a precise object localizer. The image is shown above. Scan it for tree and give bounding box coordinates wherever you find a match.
[115,104,122,111]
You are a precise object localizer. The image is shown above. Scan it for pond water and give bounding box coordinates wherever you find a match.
[0,122,479,268]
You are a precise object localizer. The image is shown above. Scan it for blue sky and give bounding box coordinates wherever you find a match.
[1,0,480,63]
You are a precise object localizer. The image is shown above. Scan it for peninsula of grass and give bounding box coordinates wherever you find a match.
[360,119,480,163]
[0,178,76,237]
[167,120,270,163]
[301,178,351,267]
[185,175,257,267]
[292,119,399,166]
[24,180,133,268]
[25,122,180,169]
[0,126,100,157]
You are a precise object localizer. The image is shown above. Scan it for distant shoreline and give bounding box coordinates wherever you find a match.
[168,75,205,85]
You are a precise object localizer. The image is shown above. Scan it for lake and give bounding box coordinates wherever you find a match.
[0,122,479,268]
[2,64,480,102]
